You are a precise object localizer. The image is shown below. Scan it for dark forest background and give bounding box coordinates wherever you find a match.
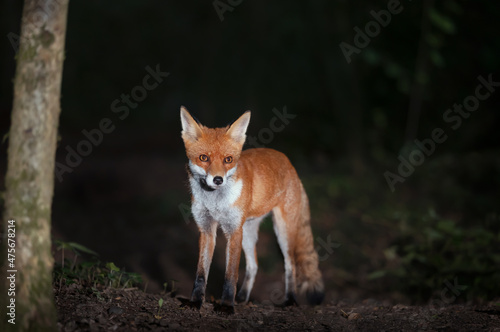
[0,0,499,304]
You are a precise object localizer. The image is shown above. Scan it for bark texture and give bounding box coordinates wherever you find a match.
[1,0,69,331]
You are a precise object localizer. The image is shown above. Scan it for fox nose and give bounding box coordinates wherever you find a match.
[213,176,223,186]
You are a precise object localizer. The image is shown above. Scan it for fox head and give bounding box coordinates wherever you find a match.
[180,106,251,190]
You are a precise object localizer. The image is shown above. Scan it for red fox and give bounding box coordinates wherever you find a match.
[180,107,324,312]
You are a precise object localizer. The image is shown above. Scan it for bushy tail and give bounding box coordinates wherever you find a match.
[295,185,325,305]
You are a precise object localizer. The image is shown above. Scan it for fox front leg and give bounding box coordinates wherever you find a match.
[190,223,217,308]
[215,226,243,314]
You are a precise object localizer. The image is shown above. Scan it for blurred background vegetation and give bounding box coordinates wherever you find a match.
[0,0,499,304]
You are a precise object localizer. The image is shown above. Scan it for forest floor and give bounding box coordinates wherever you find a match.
[55,283,500,332]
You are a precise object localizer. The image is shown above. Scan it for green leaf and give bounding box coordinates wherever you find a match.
[158,298,164,308]
[80,261,99,268]
[106,262,120,272]
[367,270,386,280]
[429,8,456,34]
[55,240,72,250]
[425,227,443,241]
[383,246,398,260]
[68,242,99,256]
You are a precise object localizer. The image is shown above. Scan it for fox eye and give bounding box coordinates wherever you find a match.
[199,154,209,162]
[224,156,233,164]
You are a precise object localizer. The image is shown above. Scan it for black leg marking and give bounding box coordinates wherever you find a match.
[214,279,236,314]
[190,275,206,308]
[236,287,249,304]
[220,278,235,305]
[307,289,325,305]
[281,292,299,307]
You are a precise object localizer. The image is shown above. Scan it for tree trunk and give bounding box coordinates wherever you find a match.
[1,0,69,331]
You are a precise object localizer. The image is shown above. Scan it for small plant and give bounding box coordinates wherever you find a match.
[92,287,105,302]
[53,239,142,289]
[54,240,99,289]
[161,280,179,296]
[170,279,179,296]
[103,262,143,288]
[55,240,99,270]
[154,298,164,319]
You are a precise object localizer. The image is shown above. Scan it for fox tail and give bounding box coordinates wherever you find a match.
[294,185,325,305]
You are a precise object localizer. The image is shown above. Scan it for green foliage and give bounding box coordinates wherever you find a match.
[53,240,142,289]
[373,210,500,301]
[302,149,500,303]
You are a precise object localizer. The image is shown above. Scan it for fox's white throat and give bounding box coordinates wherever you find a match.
[188,161,243,234]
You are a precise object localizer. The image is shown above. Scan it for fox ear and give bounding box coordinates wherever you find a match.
[227,111,251,144]
[180,106,203,142]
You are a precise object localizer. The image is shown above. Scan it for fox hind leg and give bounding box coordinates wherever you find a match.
[272,206,299,306]
[237,215,266,304]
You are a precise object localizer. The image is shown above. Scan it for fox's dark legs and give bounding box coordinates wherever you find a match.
[190,222,217,308]
[215,226,243,313]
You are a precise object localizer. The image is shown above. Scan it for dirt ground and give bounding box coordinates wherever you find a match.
[55,283,500,332]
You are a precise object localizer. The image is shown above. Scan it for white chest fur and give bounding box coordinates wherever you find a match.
[189,167,243,235]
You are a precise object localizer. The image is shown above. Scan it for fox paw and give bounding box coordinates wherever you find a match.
[280,293,299,307]
[236,291,249,304]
